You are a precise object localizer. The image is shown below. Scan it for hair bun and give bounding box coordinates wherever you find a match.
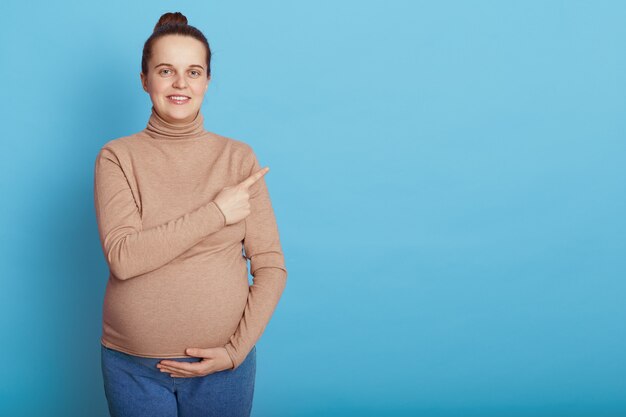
[153,12,188,32]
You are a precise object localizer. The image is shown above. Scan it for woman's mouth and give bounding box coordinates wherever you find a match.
[167,95,191,104]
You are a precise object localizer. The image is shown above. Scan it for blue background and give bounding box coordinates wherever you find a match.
[1,1,625,416]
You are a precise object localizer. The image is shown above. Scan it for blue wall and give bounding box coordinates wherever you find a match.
[1,1,624,416]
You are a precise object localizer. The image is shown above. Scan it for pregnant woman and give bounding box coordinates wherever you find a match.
[94,12,288,417]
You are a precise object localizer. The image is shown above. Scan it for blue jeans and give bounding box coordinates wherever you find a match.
[101,343,256,417]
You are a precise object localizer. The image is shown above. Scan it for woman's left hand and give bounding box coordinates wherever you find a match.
[157,347,234,378]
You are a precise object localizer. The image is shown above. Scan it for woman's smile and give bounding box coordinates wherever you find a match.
[167,95,191,104]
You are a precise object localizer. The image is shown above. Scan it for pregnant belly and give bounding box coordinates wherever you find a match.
[101,251,249,358]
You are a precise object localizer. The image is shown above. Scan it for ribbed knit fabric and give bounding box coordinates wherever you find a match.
[93,106,287,369]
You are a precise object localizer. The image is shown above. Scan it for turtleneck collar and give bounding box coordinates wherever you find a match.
[144,106,205,140]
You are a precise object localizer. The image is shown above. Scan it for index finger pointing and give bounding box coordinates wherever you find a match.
[239,167,269,189]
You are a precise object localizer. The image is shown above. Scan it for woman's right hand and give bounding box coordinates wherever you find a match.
[213,167,270,225]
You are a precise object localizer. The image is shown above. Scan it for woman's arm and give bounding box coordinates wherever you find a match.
[223,148,288,369]
[94,147,226,281]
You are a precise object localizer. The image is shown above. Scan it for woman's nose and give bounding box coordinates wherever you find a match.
[172,75,188,88]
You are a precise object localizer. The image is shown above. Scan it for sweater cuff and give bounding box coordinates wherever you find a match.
[224,343,241,370]
[205,201,226,229]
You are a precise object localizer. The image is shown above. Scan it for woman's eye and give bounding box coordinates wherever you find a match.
[159,68,201,77]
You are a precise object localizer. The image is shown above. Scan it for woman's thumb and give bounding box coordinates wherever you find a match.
[186,348,202,356]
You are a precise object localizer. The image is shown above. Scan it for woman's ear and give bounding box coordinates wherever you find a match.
[140,72,148,93]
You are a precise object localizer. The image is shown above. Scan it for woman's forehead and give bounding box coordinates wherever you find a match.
[152,35,206,63]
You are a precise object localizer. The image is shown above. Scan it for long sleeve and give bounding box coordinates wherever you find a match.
[94,147,226,281]
[223,148,288,369]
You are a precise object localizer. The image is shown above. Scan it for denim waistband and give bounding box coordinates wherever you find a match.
[101,343,202,368]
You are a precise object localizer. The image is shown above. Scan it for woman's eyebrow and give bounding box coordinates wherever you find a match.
[153,63,205,70]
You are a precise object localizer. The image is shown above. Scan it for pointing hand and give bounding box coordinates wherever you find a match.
[214,167,269,225]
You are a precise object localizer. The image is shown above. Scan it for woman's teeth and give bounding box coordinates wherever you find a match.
[167,96,190,104]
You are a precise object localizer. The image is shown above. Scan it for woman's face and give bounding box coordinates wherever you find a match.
[140,34,210,125]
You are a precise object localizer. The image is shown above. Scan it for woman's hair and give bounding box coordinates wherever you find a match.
[141,12,212,78]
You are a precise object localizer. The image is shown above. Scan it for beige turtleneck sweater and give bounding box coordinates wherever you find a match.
[93,106,287,369]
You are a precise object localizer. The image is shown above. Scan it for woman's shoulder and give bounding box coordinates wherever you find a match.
[96,133,136,159]
[205,132,262,176]
[207,130,252,149]
[205,130,257,158]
